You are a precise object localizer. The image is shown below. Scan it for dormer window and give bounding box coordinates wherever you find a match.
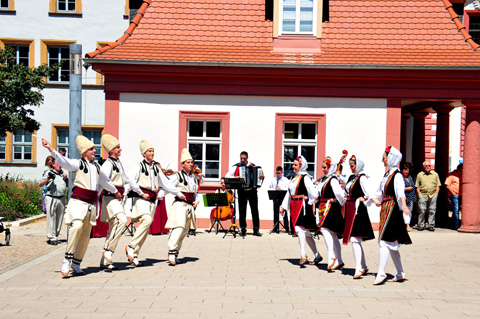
[280,0,316,35]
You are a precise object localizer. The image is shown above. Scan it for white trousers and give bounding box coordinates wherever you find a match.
[45,196,65,241]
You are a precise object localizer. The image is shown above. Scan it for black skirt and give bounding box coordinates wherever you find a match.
[295,200,319,231]
[350,202,375,241]
[381,203,412,245]
[321,201,345,236]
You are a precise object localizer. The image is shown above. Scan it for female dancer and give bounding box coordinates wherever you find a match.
[280,156,322,265]
[317,156,346,271]
[371,146,412,285]
[343,155,375,279]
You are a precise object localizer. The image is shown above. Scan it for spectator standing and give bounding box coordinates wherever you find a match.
[415,161,441,231]
[401,163,416,231]
[39,160,68,245]
[42,156,55,213]
[445,163,463,230]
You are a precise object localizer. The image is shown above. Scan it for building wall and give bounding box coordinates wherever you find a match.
[0,0,128,180]
[117,93,387,226]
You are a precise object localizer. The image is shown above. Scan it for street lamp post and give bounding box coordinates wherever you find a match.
[68,44,82,196]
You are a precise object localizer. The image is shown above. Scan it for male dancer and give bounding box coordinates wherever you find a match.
[125,140,184,266]
[165,149,199,265]
[226,151,264,236]
[99,134,148,270]
[42,136,120,277]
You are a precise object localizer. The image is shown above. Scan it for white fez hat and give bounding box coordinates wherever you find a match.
[139,139,154,155]
[180,148,193,163]
[76,135,95,156]
[101,134,120,154]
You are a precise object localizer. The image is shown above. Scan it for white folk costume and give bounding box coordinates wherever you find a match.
[374,146,412,284]
[343,156,375,279]
[165,148,198,265]
[99,134,144,269]
[125,140,182,266]
[52,135,118,277]
[41,168,67,244]
[317,160,346,270]
[281,156,322,264]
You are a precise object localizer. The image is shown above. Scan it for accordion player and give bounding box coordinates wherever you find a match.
[239,166,264,189]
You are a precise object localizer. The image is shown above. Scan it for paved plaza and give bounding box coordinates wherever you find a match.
[0,222,479,318]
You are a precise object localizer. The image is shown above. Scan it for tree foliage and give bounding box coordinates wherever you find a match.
[0,47,57,137]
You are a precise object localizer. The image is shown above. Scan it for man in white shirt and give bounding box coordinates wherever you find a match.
[268,166,290,233]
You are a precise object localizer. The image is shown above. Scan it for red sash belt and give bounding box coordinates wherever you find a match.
[175,192,195,205]
[71,187,98,204]
[140,187,157,203]
[382,196,394,202]
[320,197,334,202]
[103,186,124,197]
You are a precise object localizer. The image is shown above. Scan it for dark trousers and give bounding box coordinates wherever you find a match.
[273,201,290,233]
[238,189,259,230]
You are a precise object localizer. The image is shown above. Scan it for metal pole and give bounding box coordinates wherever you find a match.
[68,44,82,197]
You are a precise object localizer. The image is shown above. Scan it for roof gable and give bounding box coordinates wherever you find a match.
[86,0,480,67]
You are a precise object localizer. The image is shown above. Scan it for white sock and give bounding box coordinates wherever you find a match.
[295,226,307,258]
[390,249,405,277]
[377,244,389,278]
[351,240,363,272]
[305,230,319,257]
[321,227,335,263]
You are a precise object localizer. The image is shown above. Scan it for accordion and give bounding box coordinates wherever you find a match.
[239,166,263,189]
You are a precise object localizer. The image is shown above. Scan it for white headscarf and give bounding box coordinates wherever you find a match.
[387,146,402,169]
[296,155,308,175]
[352,155,369,177]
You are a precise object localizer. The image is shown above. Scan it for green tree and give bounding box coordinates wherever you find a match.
[0,47,57,137]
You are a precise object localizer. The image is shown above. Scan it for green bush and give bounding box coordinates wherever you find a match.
[0,173,43,221]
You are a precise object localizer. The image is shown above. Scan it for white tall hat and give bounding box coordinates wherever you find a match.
[101,134,120,154]
[76,135,95,156]
[180,148,193,163]
[139,139,154,155]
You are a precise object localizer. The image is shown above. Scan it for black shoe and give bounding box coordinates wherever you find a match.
[241,229,247,237]
[427,226,435,231]
[51,240,58,246]
[188,230,196,236]
[253,230,262,237]
[309,255,323,265]
[417,226,425,231]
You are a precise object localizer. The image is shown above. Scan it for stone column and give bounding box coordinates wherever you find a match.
[411,112,429,174]
[433,106,454,228]
[459,101,480,233]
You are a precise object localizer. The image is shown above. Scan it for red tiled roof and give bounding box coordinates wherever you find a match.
[85,0,480,67]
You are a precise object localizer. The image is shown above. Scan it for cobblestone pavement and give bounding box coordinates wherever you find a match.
[0,223,479,318]
[0,218,67,274]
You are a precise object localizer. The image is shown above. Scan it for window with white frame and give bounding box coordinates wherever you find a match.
[57,0,75,12]
[48,46,70,82]
[283,122,316,178]
[280,0,316,35]
[12,129,32,161]
[0,135,6,160]
[187,120,221,180]
[82,129,102,155]
[0,0,9,9]
[56,128,102,158]
[56,128,69,156]
[6,44,29,66]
